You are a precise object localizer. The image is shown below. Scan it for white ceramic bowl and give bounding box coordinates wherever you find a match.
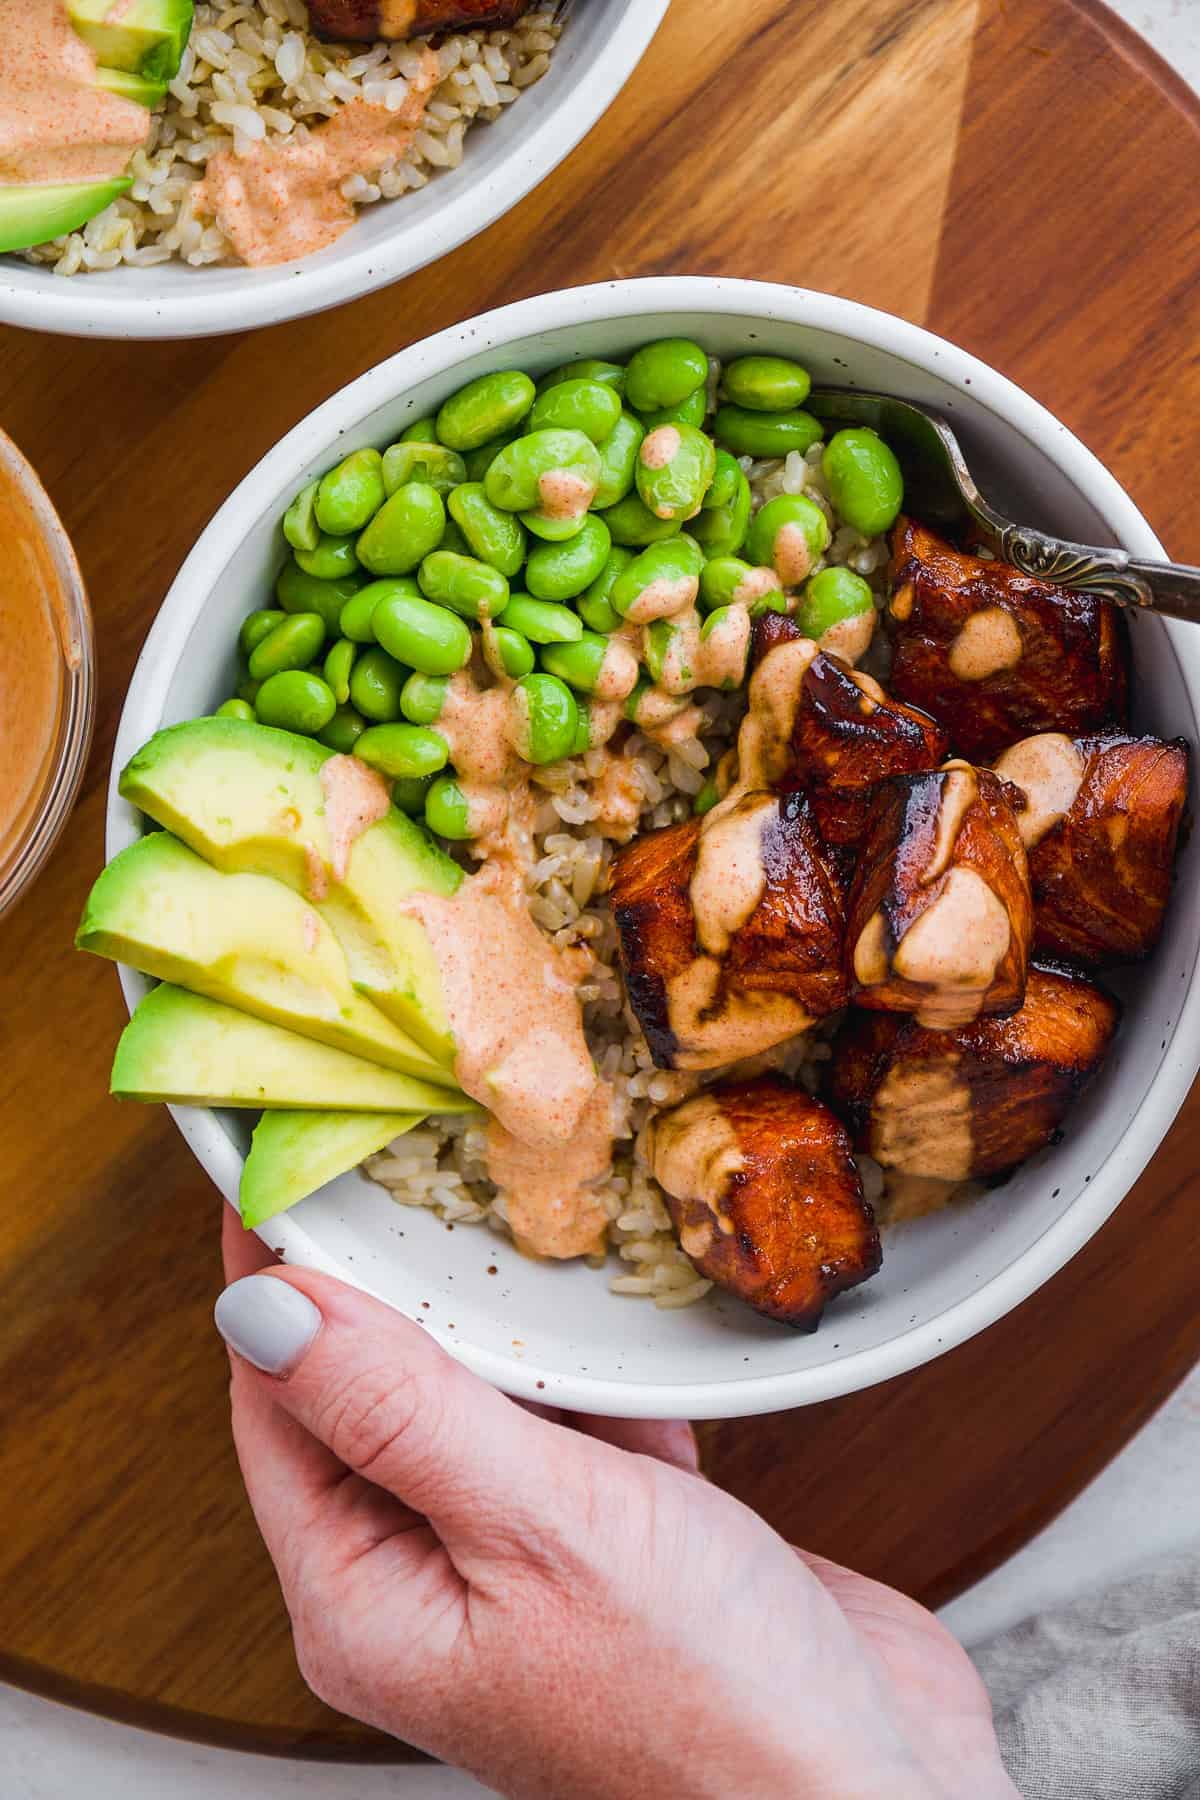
[108,277,1200,1417]
[0,1,665,341]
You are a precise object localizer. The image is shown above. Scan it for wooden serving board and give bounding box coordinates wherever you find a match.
[1,0,1198,1761]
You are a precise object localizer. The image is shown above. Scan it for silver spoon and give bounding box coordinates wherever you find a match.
[807,388,1200,624]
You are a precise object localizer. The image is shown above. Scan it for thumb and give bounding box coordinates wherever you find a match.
[214,1267,581,1568]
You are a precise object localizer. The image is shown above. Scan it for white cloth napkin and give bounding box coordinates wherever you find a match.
[976,1547,1200,1797]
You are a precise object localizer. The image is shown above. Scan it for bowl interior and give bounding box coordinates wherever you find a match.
[0,0,664,339]
[109,295,1200,1415]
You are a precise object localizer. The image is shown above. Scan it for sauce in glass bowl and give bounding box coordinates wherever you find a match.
[0,428,93,916]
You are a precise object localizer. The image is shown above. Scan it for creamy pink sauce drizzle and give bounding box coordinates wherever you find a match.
[639,425,681,471]
[624,572,699,625]
[772,521,814,587]
[1,0,151,185]
[192,47,438,266]
[319,753,391,881]
[537,468,596,521]
[732,566,783,607]
[489,1084,613,1260]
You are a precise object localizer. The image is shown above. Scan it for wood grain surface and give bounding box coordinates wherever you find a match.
[1,0,1198,1761]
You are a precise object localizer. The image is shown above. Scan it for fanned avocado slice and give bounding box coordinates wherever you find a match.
[240,1110,424,1229]
[67,0,194,82]
[112,986,479,1113]
[77,831,460,1089]
[95,64,167,107]
[0,177,131,254]
[119,718,461,1063]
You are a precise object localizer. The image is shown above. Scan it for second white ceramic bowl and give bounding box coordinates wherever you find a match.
[0,0,666,340]
[108,277,1200,1417]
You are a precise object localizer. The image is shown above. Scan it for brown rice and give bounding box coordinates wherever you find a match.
[22,2,561,274]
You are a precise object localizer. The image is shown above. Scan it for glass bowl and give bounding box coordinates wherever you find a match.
[0,427,95,919]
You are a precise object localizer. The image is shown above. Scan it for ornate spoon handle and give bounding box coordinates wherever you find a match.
[994,523,1200,624]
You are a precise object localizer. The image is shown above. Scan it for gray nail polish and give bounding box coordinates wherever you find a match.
[214,1275,322,1376]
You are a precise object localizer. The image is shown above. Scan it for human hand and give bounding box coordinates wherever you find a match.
[216,1212,1016,1799]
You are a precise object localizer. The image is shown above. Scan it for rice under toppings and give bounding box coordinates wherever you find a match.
[365,440,895,1307]
[21,3,561,274]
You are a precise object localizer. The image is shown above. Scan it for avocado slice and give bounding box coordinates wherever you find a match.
[112,986,479,1112]
[95,65,167,107]
[78,831,458,1088]
[0,177,132,254]
[120,719,461,1063]
[240,1109,423,1229]
[67,0,194,83]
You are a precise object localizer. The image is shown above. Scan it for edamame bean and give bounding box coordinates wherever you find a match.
[438,518,472,558]
[354,722,449,781]
[400,416,438,443]
[417,550,509,622]
[318,705,367,754]
[315,448,386,537]
[295,532,361,581]
[448,482,527,577]
[699,605,751,689]
[254,669,336,735]
[276,561,363,635]
[746,493,831,585]
[239,609,287,656]
[381,441,466,497]
[611,535,704,622]
[509,673,578,766]
[529,378,622,444]
[714,404,823,460]
[552,633,637,700]
[463,430,520,483]
[237,675,262,706]
[519,507,587,543]
[498,593,583,644]
[525,513,611,601]
[643,616,693,692]
[356,481,446,576]
[703,449,742,511]
[216,697,256,722]
[797,565,876,638]
[592,411,645,510]
[540,632,608,693]
[599,491,683,547]
[578,546,633,632]
[635,421,716,522]
[821,427,904,535]
[323,637,357,705]
[721,355,812,413]
[484,624,535,680]
[436,370,535,452]
[636,386,708,431]
[537,358,626,395]
[484,429,601,515]
[283,480,321,553]
[339,578,416,644]
[688,467,751,559]
[424,775,472,840]
[693,778,720,815]
[392,774,435,816]
[698,557,785,614]
[400,671,449,725]
[372,588,472,676]
[624,338,708,413]
[248,612,326,682]
[349,646,407,723]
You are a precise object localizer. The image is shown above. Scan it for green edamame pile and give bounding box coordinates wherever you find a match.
[221,342,905,844]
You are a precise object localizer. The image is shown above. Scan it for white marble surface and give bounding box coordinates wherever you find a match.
[4,2,1199,1793]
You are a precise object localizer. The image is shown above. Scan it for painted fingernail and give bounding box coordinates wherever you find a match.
[214,1275,322,1376]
